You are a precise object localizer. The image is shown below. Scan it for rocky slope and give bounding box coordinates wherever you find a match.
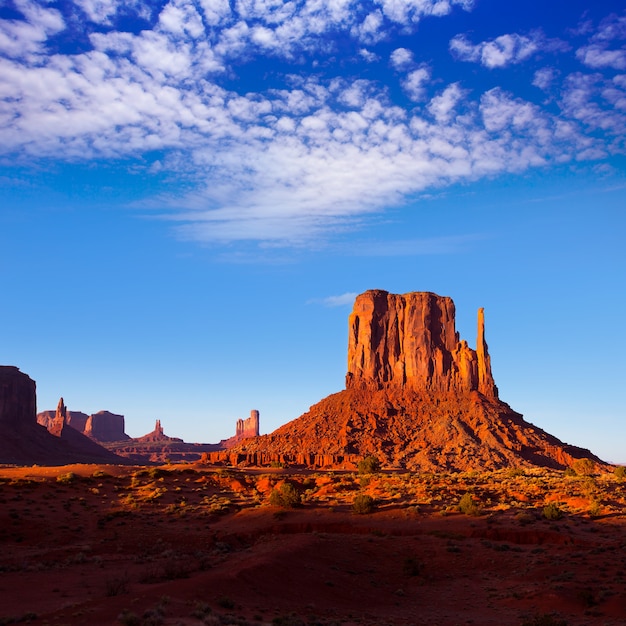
[214,290,603,471]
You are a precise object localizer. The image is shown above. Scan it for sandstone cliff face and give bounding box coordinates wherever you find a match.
[346,290,497,398]
[0,366,36,429]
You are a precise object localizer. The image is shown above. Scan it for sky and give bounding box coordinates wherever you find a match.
[1,0,625,463]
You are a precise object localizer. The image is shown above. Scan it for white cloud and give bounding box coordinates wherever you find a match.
[0,0,622,248]
[0,0,64,58]
[403,67,430,101]
[450,31,556,68]
[576,13,626,70]
[577,45,626,70]
[309,292,359,306]
[428,82,464,122]
[533,67,556,91]
[390,47,413,70]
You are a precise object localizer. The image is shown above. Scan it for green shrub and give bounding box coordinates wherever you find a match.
[352,494,376,514]
[56,472,77,484]
[269,482,301,508]
[542,503,563,520]
[457,492,482,516]
[614,466,626,480]
[357,455,380,475]
[572,458,595,476]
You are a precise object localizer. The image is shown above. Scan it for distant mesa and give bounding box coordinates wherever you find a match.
[0,368,127,465]
[219,410,261,449]
[38,405,129,443]
[238,410,260,439]
[209,290,605,472]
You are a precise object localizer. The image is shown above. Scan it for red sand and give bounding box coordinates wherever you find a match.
[1,464,625,625]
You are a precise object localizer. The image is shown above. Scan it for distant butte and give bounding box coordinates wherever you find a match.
[0,369,126,465]
[212,290,604,471]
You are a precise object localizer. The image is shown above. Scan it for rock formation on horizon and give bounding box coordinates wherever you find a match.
[38,406,129,442]
[136,419,183,443]
[219,409,261,449]
[0,368,127,465]
[84,410,129,442]
[237,410,260,439]
[212,290,604,471]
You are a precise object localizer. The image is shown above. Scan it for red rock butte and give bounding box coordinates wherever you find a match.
[346,290,497,398]
[210,290,604,472]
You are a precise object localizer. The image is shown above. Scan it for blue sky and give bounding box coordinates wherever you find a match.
[1,0,625,463]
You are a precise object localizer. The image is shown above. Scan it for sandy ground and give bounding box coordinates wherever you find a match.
[0,463,625,626]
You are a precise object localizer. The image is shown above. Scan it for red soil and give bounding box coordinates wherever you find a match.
[0,463,625,626]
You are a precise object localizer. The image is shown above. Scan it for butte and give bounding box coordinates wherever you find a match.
[221,290,603,471]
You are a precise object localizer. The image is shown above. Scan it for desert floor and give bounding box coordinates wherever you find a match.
[0,463,625,626]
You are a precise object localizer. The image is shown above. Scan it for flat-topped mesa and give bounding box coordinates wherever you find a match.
[84,410,128,442]
[346,290,498,398]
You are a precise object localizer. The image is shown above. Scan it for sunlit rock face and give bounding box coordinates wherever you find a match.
[346,290,497,399]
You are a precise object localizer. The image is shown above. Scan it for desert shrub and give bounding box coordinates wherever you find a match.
[588,500,601,518]
[358,455,381,475]
[56,472,77,484]
[542,503,563,520]
[269,483,301,508]
[572,458,595,476]
[614,466,626,480]
[352,494,376,514]
[457,492,482,516]
[105,572,130,596]
[521,614,568,626]
[91,470,110,479]
[191,602,212,620]
[117,610,140,626]
[507,468,525,478]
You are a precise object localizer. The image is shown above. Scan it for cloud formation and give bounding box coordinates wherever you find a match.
[449,31,565,68]
[310,292,359,307]
[0,2,624,247]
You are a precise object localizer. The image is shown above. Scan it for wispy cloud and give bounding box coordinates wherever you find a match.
[449,31,566,68]
[0,2,624,248]
[308,293,359,307]
[576,13,626,70]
